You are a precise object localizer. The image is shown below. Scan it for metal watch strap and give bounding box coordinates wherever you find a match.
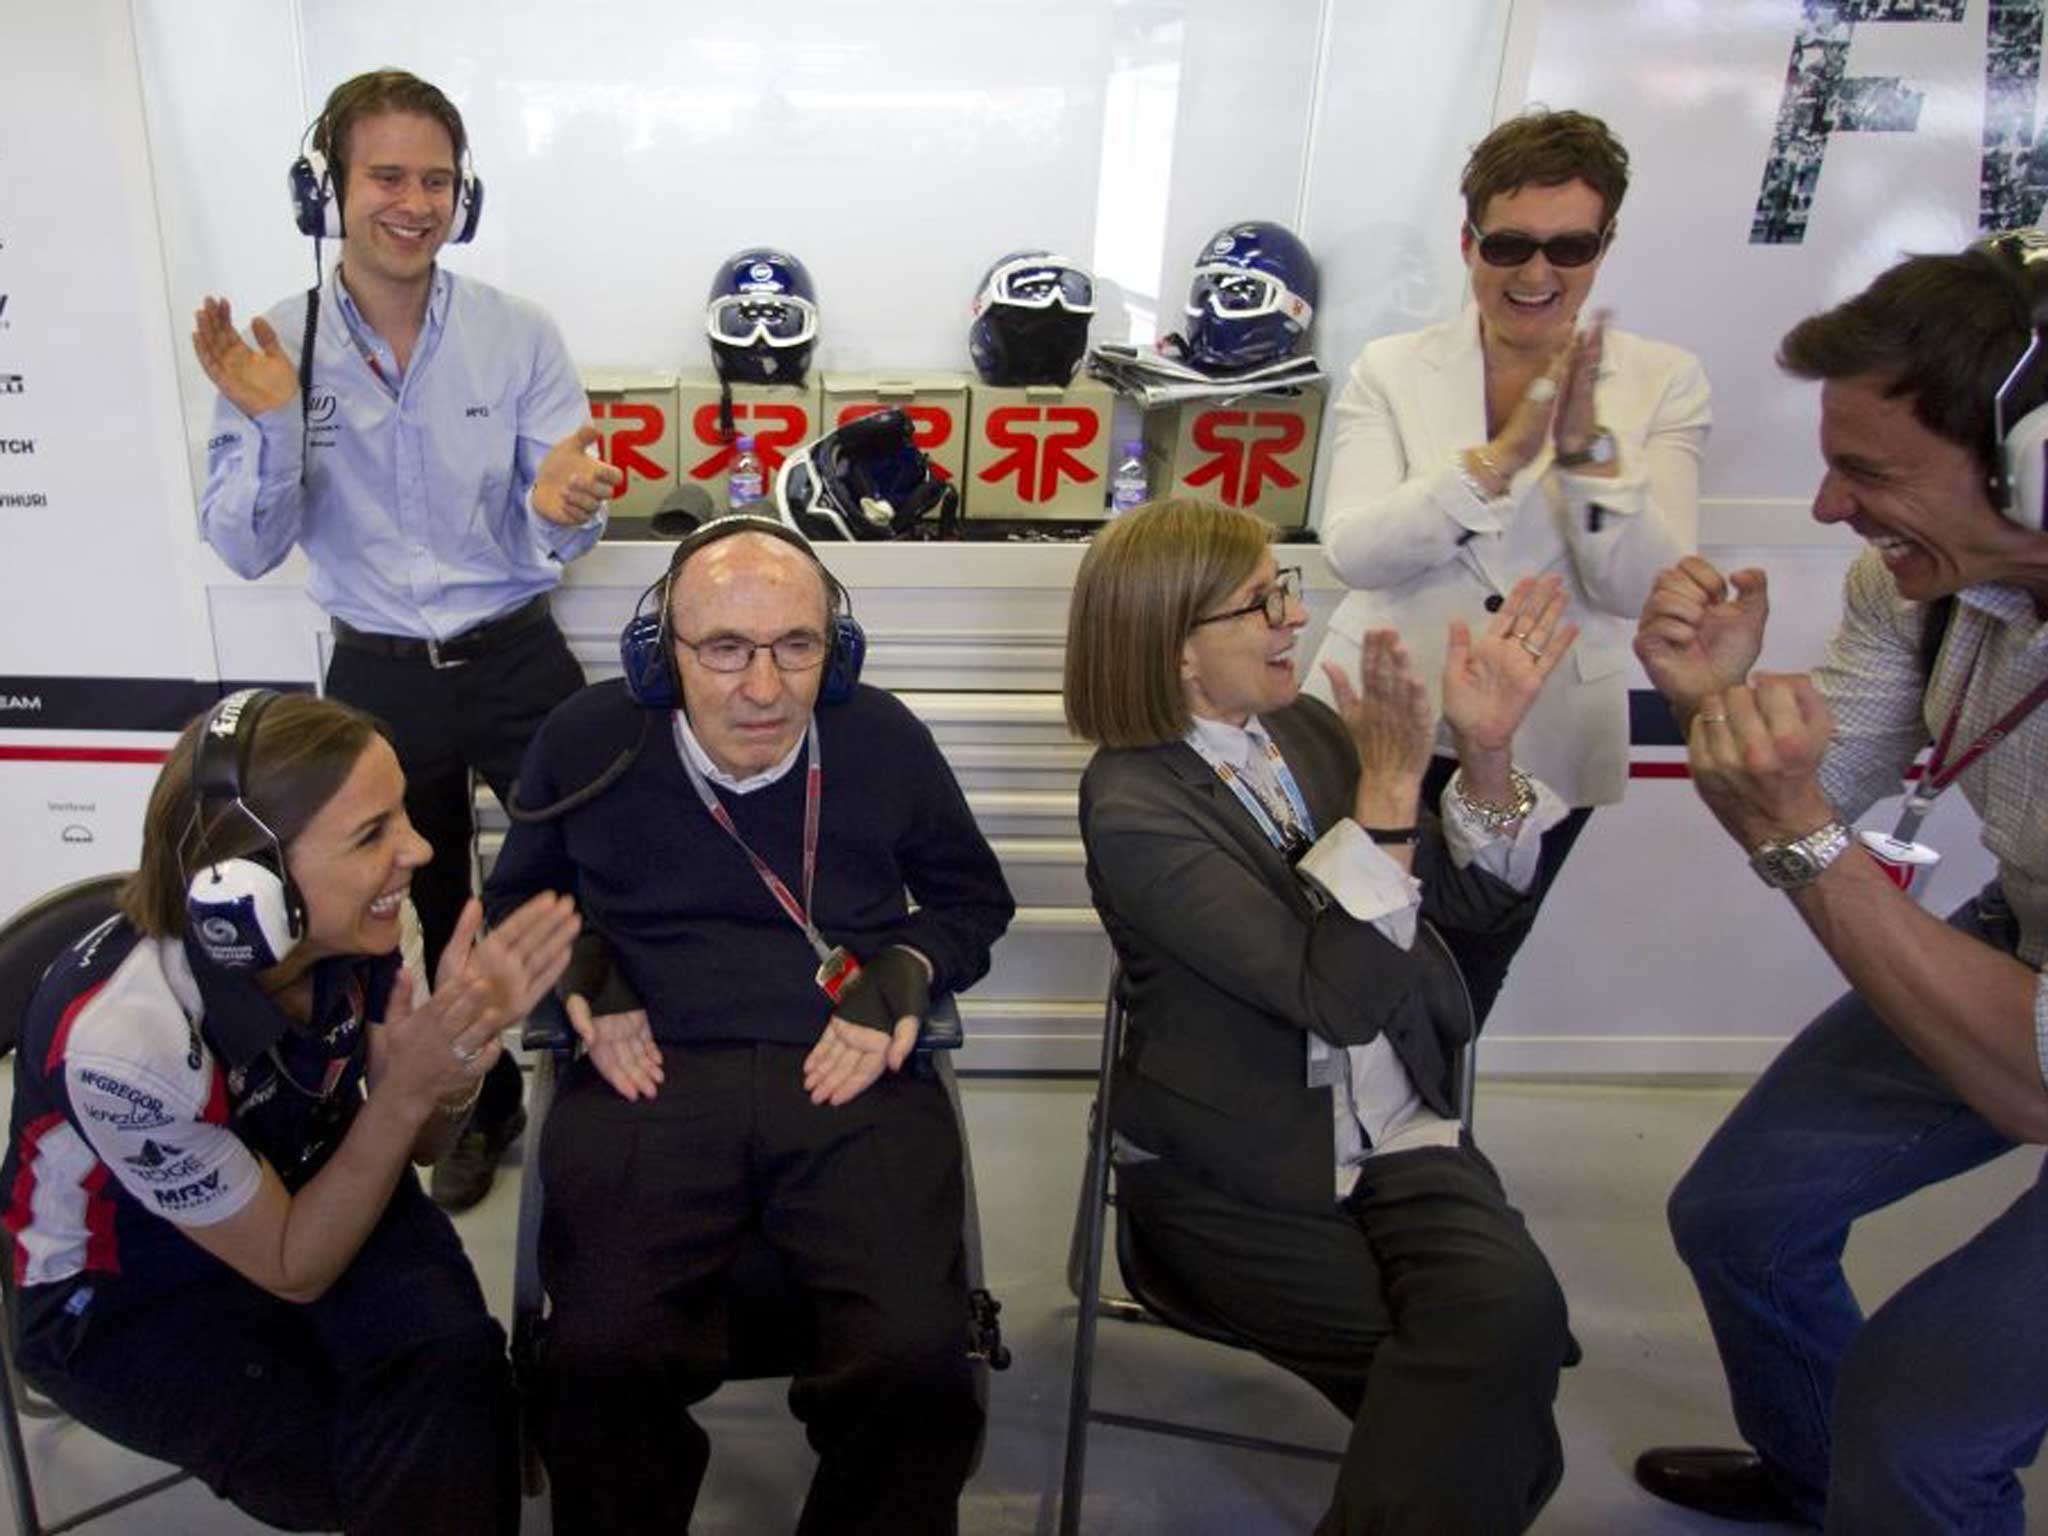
[1749,820,1852,890]
[1555,427,1614,469]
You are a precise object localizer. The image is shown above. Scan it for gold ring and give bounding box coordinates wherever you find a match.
[1518,637,1545,657]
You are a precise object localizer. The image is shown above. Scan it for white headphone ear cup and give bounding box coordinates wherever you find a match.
[2004,401,2048,532]
[187,858,301,971]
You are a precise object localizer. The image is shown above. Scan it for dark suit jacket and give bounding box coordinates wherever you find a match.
[1079,696,1533,1216]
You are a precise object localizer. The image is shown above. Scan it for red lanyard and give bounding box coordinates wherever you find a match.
[673,715,830,963]
[1893,625,2048,841]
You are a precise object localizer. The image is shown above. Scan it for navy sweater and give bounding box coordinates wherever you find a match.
[485,681,1015,1046]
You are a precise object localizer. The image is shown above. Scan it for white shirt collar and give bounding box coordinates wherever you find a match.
[1185,712,1273,773]
[673,710,806,795]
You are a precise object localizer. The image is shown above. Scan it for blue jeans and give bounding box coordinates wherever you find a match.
[1668,885,2048,1535]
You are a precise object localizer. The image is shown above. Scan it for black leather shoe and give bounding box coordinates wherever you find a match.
[1634,1447,1811,1525]
[430,1106,528,1213]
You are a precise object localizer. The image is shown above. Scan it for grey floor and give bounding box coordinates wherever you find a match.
[5,1076,2042,1535]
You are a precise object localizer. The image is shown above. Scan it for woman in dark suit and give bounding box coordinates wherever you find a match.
[1066,498,1579,1535]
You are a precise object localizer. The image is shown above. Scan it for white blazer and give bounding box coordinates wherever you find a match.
[1306,308,1712,806]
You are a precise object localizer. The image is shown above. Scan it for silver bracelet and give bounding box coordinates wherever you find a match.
[1450,765,1537,835]
[435,1078,484,1121]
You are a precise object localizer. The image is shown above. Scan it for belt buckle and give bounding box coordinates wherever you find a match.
[424,635,469,670]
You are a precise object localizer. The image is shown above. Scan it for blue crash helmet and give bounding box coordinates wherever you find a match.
[707,248,819,386]
[968,250,1096,387]
[1181,221,1317,374]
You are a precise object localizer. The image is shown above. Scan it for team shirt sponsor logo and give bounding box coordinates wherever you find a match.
[121,1139,209,1185]
[74,1068,173,1131]
[150,1169,225,1213]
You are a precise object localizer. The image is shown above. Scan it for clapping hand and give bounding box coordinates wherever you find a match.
[1634,556,1770,726]
[1443,575,1577,756]
[191,297,299,418]
[1323,630,1437,790]
[1551,311,1607,458]
[533,425,627,526]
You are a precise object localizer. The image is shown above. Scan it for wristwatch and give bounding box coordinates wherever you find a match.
[1749,821,1851,890]
[1555,428,1616,469]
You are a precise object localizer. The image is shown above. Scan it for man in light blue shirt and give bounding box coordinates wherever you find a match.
[193,69,620,1210]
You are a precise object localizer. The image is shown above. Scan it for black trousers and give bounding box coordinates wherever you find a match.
[538,1042,981,1536]
[326,611,585,1130]
[1116,1144,1570,1536]
[14,1180,518,1535]
[1421,755,1594,1024]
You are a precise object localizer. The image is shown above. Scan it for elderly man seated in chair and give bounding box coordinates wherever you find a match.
[484,516,1015,1536]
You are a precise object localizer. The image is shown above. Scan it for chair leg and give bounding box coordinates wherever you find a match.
[0,1333,44,1536]
[1058,1098,1114,1536]
[511,1045,562,1500]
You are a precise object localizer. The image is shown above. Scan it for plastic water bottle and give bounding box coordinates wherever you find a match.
[1109,440,1148,517]
[728,435,766,510]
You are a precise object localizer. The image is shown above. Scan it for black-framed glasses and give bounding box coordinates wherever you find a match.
[1191,566,1302,630]
[675,632,829,673]
[1466,221,1612,269]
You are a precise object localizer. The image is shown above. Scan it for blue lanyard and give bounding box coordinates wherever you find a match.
[1186,729,1318,855]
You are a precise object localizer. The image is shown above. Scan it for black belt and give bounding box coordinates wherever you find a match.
[331,593,552,669]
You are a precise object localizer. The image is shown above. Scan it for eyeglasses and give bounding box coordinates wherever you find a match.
[675,632,828,673]
[1191,566,1302,629]
[1466,221,1612,269]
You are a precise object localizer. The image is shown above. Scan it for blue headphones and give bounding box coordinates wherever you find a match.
[182,690,306,971]
[619,515,865,710]
[288,124,483,244]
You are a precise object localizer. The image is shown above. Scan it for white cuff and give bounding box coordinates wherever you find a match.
[1439,771,1569,891]
[1297,818,1421,950]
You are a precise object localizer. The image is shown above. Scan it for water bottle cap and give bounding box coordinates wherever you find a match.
[737,435,756,451]
[1121,440,1143,455]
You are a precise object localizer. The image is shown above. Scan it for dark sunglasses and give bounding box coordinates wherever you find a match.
[1466,221,1612,269]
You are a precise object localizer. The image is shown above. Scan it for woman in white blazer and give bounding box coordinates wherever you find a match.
[1309,108,1711,1019]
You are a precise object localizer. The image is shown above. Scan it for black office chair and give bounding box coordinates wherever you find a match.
[509,992,1009,1497]
[1058,949,1480,1536]
[0,874,195,1536]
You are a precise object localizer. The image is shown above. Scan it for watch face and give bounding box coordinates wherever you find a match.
[1755,844,1816,887]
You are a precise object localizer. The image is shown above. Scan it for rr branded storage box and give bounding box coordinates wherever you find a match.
[964,377,1114,520]
[821,373,970,486]
[675,373,825,512]
[1142,387,1326,530]
[583,370,680,520]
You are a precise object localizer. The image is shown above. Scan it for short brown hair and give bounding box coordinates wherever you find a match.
[1064,498,1272,747]
[1779,247,2040,479]
[1461,108,1630,229]
[312,68,467,190]
[123,694,385,937]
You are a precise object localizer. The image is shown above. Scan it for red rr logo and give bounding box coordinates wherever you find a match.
[1183,410,1306,507]
[688,403,811,480]
[588,399,669,500]
[834,403,956,480]
[977,407,1100,503]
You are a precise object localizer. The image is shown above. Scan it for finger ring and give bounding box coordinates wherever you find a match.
[1525,377,1559,405]
[1698,712,1729,724]
[452,1043,480,1065]
[1518,637,1545,657]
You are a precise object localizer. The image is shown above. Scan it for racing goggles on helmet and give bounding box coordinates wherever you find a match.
[706,293,820,349]
[972,255,1096,318]
[1185,264,1315,328]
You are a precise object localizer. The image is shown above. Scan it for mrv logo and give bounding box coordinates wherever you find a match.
[1755,0,2048,242]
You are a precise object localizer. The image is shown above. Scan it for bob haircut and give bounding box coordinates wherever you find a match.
[123,694,387,938]
[313,68,468,190]
[1778,246,2045,482]
[1461,108,1630,230]
[1064,497,1273,748]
